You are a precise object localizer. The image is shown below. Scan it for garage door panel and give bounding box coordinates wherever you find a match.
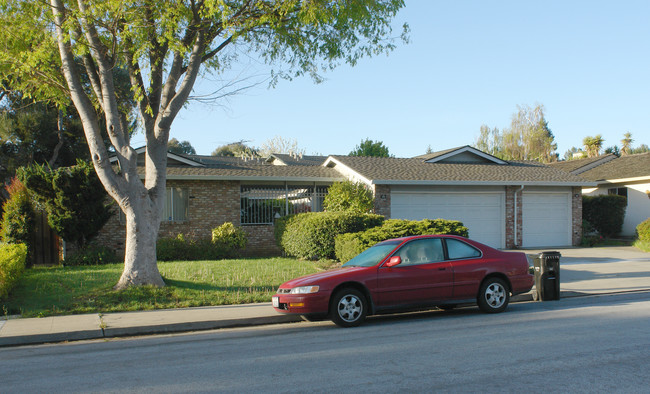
[522,193,571,247]
[392,192,504,248]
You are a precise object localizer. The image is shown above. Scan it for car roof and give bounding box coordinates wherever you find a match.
[380,234,467,243]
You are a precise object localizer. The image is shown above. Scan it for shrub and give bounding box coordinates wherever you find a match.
[1,178,36,247]
[0,243,28,299]
[637,218,650,242]
[18,160,113,248]
[157,225,247,262]
[335,219,469,263]
[211,222,248,252]
[582,195,627,237]
[580,220,602,247]
[62,244,120,266]
[276,211,384,260]
[323,180,374,213]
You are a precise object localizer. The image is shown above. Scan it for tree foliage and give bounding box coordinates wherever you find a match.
[474,104,558,163]
[18,161,112,248]
[349,138,391,157]
[167,138,196,155]
[258,135,305,157]
[0,0,408,288]
[212,141,259,157]
[583,135,604,158]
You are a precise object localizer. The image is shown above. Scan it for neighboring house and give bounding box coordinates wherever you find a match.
[551,152,650,236]
[95,146,593,257]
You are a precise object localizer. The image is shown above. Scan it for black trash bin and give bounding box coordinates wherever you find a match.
[532,251,561,301]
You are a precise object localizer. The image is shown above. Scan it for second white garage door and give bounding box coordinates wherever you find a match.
[391,192,505,248]
[522,192,572,247]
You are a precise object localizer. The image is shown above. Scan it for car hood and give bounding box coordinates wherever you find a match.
[280,266,370,289]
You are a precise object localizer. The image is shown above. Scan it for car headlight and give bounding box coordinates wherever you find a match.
[290,286,320,294]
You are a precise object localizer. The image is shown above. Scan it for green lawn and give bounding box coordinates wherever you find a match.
[1,258,338,318]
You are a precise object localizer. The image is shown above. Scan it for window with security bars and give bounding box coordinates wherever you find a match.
[240,185,329,225]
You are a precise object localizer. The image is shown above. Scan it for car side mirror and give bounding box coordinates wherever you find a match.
[385,256,401,268]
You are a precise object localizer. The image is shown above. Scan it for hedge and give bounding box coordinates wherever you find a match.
[637,218,650,242]
[0,243,28,299]
[335,219,469,263]
[275,211,385,260]
[582,195,627,237]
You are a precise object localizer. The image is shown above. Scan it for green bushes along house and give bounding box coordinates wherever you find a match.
[335,219,469,263]
[582,195,627,237]
[275,211,385,260]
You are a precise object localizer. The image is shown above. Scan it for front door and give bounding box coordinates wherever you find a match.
[376,238,453,307]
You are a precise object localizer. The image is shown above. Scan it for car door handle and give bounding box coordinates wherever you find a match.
[438,267,447,271]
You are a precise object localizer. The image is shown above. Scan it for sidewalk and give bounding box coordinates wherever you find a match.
[1,246,649,347]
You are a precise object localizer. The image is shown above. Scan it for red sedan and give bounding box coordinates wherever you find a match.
[272,235,534,327]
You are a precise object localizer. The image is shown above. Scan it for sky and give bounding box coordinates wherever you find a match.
[149,1,650,158]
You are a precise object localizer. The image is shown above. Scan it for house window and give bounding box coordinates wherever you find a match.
[608,187,628,201]
[118,186,189,223]
[240,185,329,225]
[163,187,189,222]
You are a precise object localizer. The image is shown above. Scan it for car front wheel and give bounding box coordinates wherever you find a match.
[478,277,509,313]
[330,288,367,328]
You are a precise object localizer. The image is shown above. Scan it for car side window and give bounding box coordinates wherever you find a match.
[446,239,481,259]
[396,238,444,266]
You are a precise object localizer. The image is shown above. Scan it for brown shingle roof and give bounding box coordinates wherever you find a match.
[327,155,592,185]
[578,152,650,181]
[548,154,616,174]
[146,155,343,181]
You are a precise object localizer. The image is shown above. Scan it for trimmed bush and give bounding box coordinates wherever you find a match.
[63,244,120,266]
[583,195,627,237]
[0,243,28,299]
[323,180,374,213]
[276,211,384,260]
[637,218,650,242]
[335,219,469,263]
[212,222,248,252]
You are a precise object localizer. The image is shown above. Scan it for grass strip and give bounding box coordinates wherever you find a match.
[1,258,337,318]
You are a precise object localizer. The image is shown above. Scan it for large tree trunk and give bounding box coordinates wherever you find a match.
[114,194,165,289]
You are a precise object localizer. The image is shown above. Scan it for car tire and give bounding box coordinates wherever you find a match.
[477,277,509,313]
[330,288,367,328]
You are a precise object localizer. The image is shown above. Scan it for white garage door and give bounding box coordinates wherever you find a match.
[522,192,571,247]
[391,192,505,248]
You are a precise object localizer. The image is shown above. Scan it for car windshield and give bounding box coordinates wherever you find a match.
[342,241,401,267]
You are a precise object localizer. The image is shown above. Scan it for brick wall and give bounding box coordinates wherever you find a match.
[373,184,391,217]
[94,180,281,258]
[572,186,583,246]
[504,186,523,249]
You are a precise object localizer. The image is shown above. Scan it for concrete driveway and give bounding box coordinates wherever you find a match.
[517,246,650,295]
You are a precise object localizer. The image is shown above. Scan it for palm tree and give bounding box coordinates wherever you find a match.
[583,135,604,158]
[621,132,634,155]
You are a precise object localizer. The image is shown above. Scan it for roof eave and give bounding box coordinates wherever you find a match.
[370,179,598,187]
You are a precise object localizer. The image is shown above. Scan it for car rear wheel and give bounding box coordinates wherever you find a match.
[478,277,509,313]
[330,288,367,328]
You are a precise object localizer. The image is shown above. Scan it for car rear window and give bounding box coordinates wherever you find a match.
[446,239,481,259]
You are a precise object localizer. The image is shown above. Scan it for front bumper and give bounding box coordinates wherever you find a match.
[272,293,330,315]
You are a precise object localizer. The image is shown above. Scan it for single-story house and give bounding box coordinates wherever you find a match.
[550,152,650,236]
[96,146,594,256]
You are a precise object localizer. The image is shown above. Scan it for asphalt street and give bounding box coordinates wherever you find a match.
[1,292,649,393]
